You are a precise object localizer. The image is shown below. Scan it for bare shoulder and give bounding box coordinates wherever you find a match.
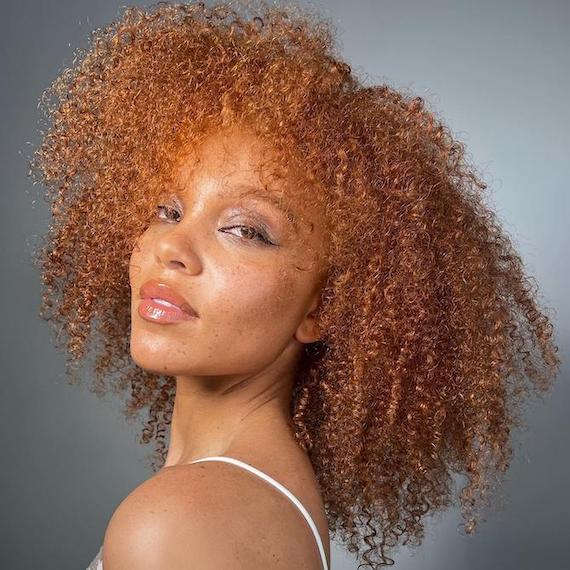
[101,463,238,569]
[102,461,319,569]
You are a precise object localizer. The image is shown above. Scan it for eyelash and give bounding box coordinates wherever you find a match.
[156,204,276,246]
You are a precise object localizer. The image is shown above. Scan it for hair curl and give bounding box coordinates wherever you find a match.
[29,1,561,567]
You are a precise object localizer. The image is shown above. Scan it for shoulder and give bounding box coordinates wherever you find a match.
[101,461,298,569]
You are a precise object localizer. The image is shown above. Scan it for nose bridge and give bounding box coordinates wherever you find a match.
[155,215,203,272]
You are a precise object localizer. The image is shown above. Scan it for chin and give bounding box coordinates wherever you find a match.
[129,333,179,375]
[129,332,211,377]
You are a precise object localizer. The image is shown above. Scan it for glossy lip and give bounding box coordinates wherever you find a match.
[137,298,197,323]
[139,279,199,317]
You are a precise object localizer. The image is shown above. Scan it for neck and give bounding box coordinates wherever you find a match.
[162,360,299,468]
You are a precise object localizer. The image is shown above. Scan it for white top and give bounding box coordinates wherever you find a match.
[85,455,329,570]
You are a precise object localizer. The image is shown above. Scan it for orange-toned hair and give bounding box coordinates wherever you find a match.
[29,1,561,567]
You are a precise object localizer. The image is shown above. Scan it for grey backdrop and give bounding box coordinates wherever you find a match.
[2,1,568,569]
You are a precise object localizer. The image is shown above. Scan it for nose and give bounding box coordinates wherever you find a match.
[154,229,202,274]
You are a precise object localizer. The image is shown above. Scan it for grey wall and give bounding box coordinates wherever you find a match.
[1,1,568,568]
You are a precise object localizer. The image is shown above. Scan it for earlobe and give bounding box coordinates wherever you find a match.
[294,312,321,344]
[294,325,319,345]
[295,286,324,344]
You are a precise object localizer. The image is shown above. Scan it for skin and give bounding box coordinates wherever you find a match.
[106,125,331,568]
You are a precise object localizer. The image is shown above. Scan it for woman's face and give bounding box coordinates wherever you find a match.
[128,126,328,378]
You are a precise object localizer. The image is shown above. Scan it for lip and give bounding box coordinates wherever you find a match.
[137,298,198,323]
[139,279,199,318]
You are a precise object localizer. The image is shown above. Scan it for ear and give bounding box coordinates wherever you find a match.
[294,289,322,345]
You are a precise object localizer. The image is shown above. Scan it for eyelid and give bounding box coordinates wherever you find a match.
[225,209,277,240]
[168,190,299,234]
[237,194,300,234]
[170,196,184,211]
[160,197,274,226]
[226,206,270,225]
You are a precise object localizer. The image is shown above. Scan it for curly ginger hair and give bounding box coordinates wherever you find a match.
[29,1,561,567]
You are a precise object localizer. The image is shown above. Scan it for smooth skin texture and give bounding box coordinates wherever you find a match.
[102,125,331,569]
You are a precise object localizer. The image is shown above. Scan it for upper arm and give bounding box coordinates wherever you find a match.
[101,467,251,570]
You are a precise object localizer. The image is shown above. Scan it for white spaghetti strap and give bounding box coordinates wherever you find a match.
[191,455,329,570]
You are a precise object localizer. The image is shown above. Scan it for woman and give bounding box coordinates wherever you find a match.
[30,1,561,569]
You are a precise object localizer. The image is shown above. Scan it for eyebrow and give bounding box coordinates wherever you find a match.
[234,184,301,234]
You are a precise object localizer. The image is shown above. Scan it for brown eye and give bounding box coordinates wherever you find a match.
[157,204,181,223]
[219,224,276,246]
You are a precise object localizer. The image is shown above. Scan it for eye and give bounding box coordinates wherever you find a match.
[219,224,276,246]
[157,204,181,223]
[156,205,276,246]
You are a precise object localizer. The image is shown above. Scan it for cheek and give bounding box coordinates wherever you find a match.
[214,263,301,334]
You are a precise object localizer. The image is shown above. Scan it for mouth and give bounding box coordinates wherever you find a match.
[137,297,198,323]
[139,279,199,318]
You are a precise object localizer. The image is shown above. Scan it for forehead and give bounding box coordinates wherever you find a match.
[173,126,319,223]
[176,126,289,192]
